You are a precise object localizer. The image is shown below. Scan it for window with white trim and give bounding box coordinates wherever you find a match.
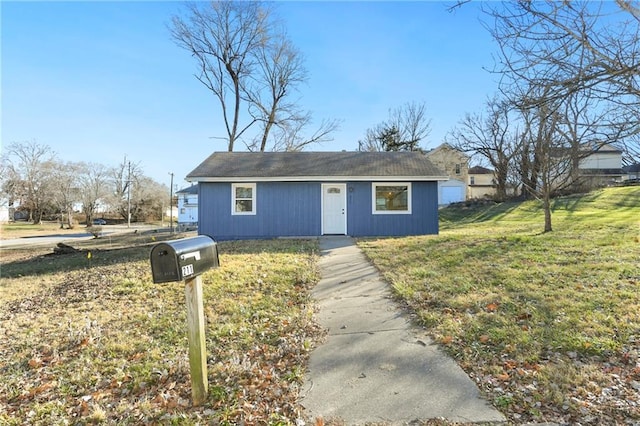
[372,183,411,214]
[232,183,256,215]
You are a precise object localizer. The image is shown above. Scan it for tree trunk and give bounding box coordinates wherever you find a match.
[260,111,277,152]
[543,185,553,233]
[228,70,241,152]
[67,209,74,229]
[34,210,43,225]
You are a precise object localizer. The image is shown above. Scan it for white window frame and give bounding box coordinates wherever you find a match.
[372,182,411,215]
[231,183,256,215]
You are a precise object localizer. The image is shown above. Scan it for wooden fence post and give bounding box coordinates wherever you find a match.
[184,275,208,406]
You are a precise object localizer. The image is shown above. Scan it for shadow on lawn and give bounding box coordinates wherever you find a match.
[440,201,522,225]
[552,188,640,227]
[0,238,319,279]
[0,246,152,279]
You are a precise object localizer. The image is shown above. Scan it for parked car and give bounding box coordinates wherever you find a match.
[92,219,107,225]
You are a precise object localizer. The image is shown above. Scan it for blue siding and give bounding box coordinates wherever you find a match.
[199,180,439,240]
[346,181,439,237]
[199,182,321,240]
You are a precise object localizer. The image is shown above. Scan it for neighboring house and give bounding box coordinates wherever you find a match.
[165,206,179,222]
[425,143,469,204]
[186,151,448,240]
[176,184,198,230]
[0,198,9,223]
[622,163,640,181]
[468,166,497,199]
[577,143,624,187]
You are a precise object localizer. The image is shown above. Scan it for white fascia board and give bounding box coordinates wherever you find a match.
[189,175,450,182]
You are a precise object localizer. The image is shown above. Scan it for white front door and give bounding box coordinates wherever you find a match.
[322,184,346,235]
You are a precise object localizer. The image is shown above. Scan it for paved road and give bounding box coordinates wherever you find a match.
[0,224,162,249]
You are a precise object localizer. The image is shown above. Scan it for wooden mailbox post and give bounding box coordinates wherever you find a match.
[150,235,219,406]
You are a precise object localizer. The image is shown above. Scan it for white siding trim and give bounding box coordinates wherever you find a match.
[190,175,449,183]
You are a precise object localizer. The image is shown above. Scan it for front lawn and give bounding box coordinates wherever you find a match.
[0,238,322,425]
[359,186,640,424]
[1,186,637,425]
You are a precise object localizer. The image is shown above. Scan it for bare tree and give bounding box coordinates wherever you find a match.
[358,124,386,152]
[359,101,432,151]
[245,30,306,151]
[78,162,111,226]
[1,141,56,223]
[482,0,640,231]
[129,176,169,222]
[172,2,337,152]
[171,1,271,151]
[485,1,640,139]
[448,96,518,201]
[50,161,81,229]
[267,113,340,152]
[389,101,432,150]
[0,153,25,220]
[109,158,143,222]
[486,1,640,105]
[521,90,568,232]
[622,134,640,166]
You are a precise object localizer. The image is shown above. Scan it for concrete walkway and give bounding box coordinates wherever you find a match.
[301,236,505,425]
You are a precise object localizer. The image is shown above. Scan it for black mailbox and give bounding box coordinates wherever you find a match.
[150,235,219,283]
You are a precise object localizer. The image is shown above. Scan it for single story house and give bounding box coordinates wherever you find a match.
[186,151,448,240]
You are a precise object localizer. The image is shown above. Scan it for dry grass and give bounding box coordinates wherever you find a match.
[0,221,82,239]
[1,187,638,425]
[1,236,323,425]
[359,186,640,424]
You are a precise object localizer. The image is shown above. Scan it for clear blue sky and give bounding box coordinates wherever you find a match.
[2,1,498,189]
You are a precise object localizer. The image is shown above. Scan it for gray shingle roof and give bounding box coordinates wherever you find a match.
[187,151,448,182]
[468,166,493,174]
[176,184,198,195]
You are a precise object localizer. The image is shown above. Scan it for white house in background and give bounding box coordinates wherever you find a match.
[176,184,198,230]
[622,163,640,181]
[468,166,497,199]
[578,143,624,187]
[0,198,10,223]
[425,143,469,205]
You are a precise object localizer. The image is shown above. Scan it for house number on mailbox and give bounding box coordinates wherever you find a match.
[182,264,194,277]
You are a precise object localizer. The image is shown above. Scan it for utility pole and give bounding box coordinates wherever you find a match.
[169,172,174,233]
[127,161,132,228]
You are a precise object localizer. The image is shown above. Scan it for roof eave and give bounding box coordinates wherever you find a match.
[187,175,450,183]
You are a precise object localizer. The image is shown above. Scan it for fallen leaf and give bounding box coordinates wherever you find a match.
[497,373,510,381]
[504,359,518,370]
[28,358,42,369]
[486,303,499,312]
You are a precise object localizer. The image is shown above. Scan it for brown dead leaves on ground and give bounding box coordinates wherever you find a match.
[0,240,325,425]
